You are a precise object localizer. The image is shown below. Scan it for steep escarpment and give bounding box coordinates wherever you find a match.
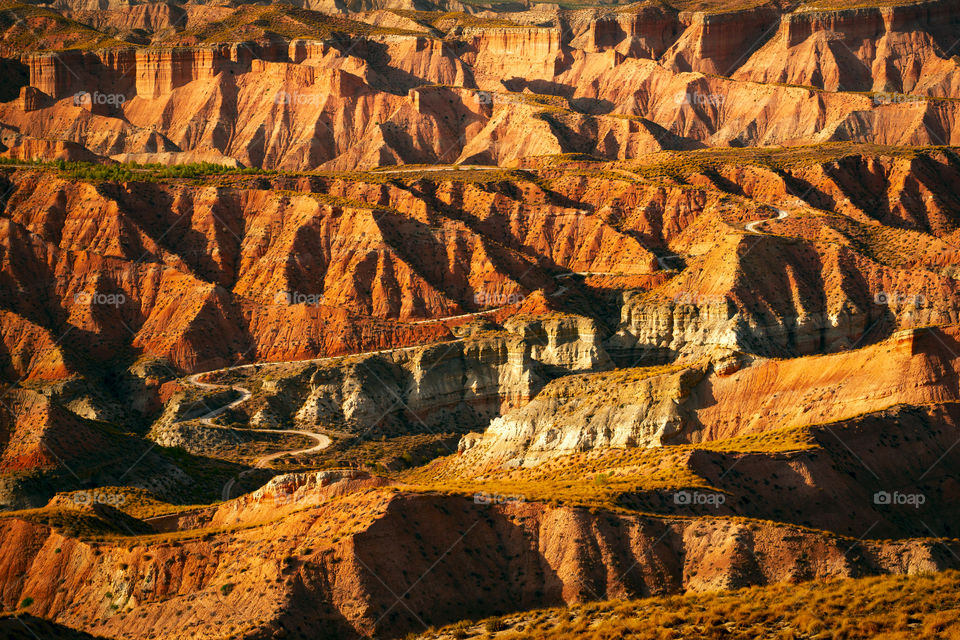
[459,325,960,467]
[734,0,960,95]
[1,477,956,640]
[465,26,568,90]
[0,388,193,509]
[211,314,611,438]
[0,144,957,384]
[8,2,960,169]
[577,5,683,59]
[24,48,136,100]
[660,6,781,75]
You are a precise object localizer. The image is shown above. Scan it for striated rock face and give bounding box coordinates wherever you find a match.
[503,314,612,371]
[465,27,569,90]
[376,35,474,90]
[242,315,612,435]
[1,484,956,639]
[459,325,960,467]
[133,46,238,99]
[660,7,780,75]
[580,6,682,58]
[132,42,289,98]
[24,49,136,100]
[606,295,739,364]
[24,52,82,99]
[735,0,960,95]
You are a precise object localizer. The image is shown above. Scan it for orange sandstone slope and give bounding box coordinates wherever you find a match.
[0,147,960,379]
[5,1,960,168]
[456,324,960,468]
[1,472,958,640]
[1,146,959,382]
[1,1,960,637]
[0,165,656,379]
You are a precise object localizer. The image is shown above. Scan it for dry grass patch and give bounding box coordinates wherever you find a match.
[420,569,960,639]
[402,422,815,511]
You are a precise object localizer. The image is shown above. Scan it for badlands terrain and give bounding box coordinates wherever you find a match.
[2,0,960,637]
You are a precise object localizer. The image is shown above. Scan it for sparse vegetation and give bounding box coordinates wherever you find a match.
[421,570,960,639]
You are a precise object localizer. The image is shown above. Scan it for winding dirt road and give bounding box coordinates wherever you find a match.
[219,430,332,500]
[183,304,509,500]
[181,372,333,500]
[745,208,789,233]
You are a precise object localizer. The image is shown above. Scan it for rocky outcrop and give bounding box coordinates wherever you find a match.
[458,362,710,467]
[465,27,570,90]
[459,325,960,467]
[252,315,612,434]
[735,0,960,94]
[660,7,781,75]
[578,6,683,58]
[15,86,51,112]
[1,483,957,639]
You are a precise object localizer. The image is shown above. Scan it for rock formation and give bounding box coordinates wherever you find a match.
[1,1,960,638]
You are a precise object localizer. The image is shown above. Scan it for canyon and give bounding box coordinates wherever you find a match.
[4,0,960,170]
[1,0,960,638]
